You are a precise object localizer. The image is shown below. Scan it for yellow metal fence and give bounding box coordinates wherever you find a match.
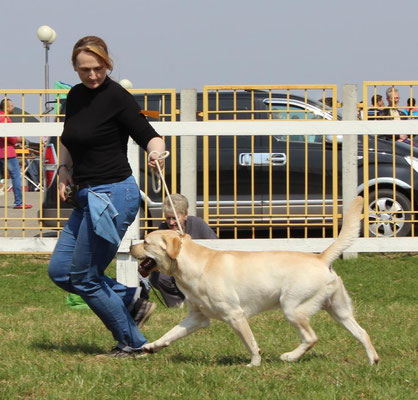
[201,85,341,238]
[0,89,178,239]
[0,85,416,242]
[361,81,417,238]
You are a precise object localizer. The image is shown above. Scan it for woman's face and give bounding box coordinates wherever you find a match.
[6,101,14,114]
[74,50,107,89]
[165,211,187,232]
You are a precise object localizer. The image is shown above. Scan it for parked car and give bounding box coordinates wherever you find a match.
[40,92,418,237]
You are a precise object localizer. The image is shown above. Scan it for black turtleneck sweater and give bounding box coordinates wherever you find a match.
[61,77,160,185]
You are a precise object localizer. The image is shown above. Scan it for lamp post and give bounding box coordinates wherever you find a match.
[37,25,56,116]
[119,79,133,89]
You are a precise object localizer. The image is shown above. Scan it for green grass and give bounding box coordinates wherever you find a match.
[0,253,417,400]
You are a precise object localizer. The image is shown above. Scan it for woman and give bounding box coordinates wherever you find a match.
[48,36,165,357]
[0,99,32,208]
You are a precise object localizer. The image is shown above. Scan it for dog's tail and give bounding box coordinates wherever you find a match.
[319,196,364,265]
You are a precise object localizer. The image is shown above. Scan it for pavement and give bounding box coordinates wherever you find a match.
[0,191,57,238]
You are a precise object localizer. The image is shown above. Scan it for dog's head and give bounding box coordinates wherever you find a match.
[130,230,190,276]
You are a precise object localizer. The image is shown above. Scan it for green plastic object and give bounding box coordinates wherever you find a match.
[65,293,89,310]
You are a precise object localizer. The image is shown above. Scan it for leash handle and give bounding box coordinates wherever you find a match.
[148,150,169,193]
[147,151,184,236]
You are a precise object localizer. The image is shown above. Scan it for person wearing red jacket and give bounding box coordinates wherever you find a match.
[0,99,32,208]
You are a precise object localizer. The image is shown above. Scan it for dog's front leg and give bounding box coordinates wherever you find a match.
[143,310,210,354]
[225,313,261,367]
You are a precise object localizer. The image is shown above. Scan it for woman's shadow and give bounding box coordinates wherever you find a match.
[32,340,104,355]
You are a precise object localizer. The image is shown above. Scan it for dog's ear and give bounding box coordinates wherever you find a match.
[162,234,182,260]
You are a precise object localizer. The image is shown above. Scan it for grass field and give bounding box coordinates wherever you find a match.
[0,253,416,400]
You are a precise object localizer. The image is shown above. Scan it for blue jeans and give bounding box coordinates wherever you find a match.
[0,157,23,206]
[48,175,147,350]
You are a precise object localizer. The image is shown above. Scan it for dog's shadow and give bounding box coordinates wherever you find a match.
[32,340,103,355]
[169,352,325,365]
[171,354,248,365]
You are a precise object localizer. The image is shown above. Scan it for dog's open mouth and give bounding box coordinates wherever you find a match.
[138,257,157,277]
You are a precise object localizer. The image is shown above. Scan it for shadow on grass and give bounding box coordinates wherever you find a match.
[31,340,104,355]
[170,351,326,366]
[170,353,248,365]
[266,352,327,363]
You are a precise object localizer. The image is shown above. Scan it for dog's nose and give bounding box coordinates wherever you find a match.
[129,244,138,257]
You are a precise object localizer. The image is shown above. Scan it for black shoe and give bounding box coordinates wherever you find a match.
[131,298,157,329]
[109,346,147,358]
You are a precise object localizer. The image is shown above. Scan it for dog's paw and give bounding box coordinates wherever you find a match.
[142,343,156,354]
[246,355,261,367]
[371,356,380,365]
[142,341,168,353]
[246,361,261,368]
[280,352,299,362]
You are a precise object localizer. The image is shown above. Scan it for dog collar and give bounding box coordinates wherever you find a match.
[167,234,185,275]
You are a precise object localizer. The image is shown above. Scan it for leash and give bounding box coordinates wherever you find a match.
[143,150,184,307]
[138,273,167,307]
[148,150,184,236]
[149,282,168,308]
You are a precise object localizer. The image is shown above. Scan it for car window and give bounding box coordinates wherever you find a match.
[270,105,318,143]
[270,104,321,120]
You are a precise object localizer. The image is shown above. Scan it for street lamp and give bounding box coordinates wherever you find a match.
[37,25,56,115]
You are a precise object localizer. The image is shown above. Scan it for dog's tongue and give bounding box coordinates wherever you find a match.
[138,257,156,277]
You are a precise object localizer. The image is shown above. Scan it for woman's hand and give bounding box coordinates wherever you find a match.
[57,143,74,202]
[146,137,166,172]
[147,151,165,171]
[58,166,73,202]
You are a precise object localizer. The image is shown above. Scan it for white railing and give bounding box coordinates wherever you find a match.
[1,119,417,285]
[4,119,418,137]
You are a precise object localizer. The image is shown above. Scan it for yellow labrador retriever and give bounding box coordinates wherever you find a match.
[130,196,379,367]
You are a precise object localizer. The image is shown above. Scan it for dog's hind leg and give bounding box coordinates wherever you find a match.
[225,312,261,367]
[142,310,210,354]
[325,280,379,365]
[280,291,324,361]
[280,310,318,362]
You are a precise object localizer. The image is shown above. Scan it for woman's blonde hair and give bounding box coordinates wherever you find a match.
[71,36,113,72]
[163,194,189,216]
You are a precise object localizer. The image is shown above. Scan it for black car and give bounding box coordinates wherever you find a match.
[40,92,418,238]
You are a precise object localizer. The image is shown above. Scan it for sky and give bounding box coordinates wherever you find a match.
[2,0,418,98]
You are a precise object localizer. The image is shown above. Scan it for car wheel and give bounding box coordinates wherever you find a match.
[366,189,412,237]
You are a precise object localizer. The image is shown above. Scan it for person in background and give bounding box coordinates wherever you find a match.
[149,194,218,308]
[47,36,165,358]
[0,99,32,208]
[397,97,418,145]
[367,94,385,120]
[379,87,406,119]
[378,87,408,141]
[357,101,364,120]
[402,97,418,117]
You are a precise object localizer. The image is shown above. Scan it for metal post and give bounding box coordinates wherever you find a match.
[116,138,140,286]
[37,25,56,119]
[342,84,358,259]
[180,89,197,215]
[44,43,50,121]
[45,44,49,91]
